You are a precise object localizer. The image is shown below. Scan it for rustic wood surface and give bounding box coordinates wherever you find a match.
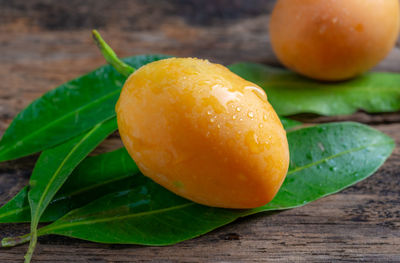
[0,1,399,262]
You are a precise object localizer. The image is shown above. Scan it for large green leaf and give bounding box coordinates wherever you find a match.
[0,148,139,223]
[24,118,117,261]
[251,122,395,212]
[2,122,393,247]
[0,55,170,162]
[229,63,400,116]
[36,184,242,246]
[28,117,117,225]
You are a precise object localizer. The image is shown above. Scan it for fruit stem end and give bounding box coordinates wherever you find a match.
[92,29,135,77]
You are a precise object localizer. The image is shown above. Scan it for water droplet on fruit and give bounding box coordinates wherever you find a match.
[236,106,241,112]
[211,84,243,110]
[245,86,267,102]
[245,131,263,153]
[248,111,254,118]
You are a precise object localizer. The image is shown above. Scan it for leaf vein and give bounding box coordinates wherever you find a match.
[41,202,194,234]
[287,140,392,176]
[0,88,121,155]
[32,121,105,224]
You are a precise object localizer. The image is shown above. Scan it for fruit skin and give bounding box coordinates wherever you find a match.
[116,58,289,209]
[269,0,400,81]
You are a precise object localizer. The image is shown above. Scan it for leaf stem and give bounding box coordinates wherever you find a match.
[92,29,135,77]
[1,233,31,247]
[1,225,50,248]
[24,222,38,263]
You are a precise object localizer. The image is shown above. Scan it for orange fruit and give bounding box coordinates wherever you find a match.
[116,58,289,208]
[269,0,400,81]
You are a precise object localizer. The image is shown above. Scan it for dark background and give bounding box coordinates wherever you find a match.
[0,1,399,262]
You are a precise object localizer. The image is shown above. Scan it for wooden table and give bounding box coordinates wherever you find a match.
[0,1,399,262]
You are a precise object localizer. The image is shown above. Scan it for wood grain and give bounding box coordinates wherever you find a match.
[0,0,399,262]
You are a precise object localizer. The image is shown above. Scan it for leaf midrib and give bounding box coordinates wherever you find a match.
[0,88,121,156]
[30,121,105,225]
[0,206,28,220]
[40,202,194,234]
[287,139,393,176]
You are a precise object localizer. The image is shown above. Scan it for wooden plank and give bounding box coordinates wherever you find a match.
[0,0,399,262]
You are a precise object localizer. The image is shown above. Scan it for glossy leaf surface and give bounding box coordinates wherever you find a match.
[27,117,117,239]
[0,55,170,162]
[0,148,139,223]
[229,62,400,116]
[16,122,393,246]
[251,122,395,212]
[22,118,119,261]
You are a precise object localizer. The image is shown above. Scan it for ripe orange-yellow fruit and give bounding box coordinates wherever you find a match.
[116,58,289,209]
[269,0,400,81]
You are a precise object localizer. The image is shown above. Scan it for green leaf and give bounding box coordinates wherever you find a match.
[251,122,395,212]
[0,148,139,223]
[36,183,243,246]
[279,117,302,130]
[3,122,392,247]
[0,187,29,224]
[0,55,170,162]
[24,117,118,261]
[229,62,400,116]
